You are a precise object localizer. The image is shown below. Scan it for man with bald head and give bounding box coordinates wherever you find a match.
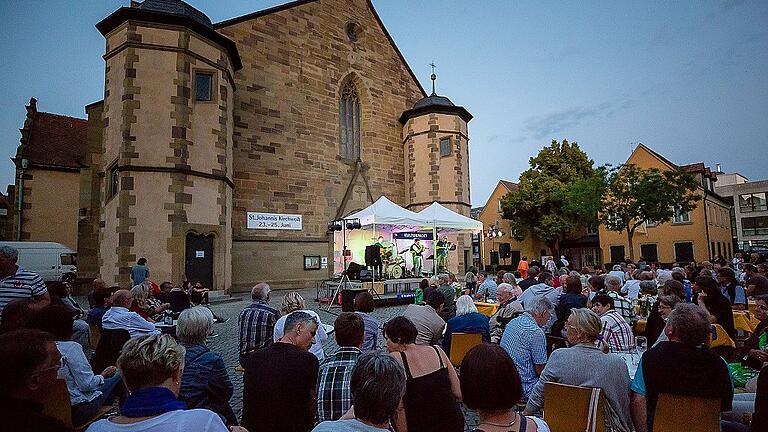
[101,289,159,337]
[238,282,281,366]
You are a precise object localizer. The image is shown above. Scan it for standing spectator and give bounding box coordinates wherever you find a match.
[630,304,733,432]
[177,307,237,426]
[0,329,73,432]
[605,275,636,324]
[353,292,379,352]
[460,344,549,432]
[718,267,747,310]
[273,292,328,361]
[695,275,736,338]
[0,245,50,320]
[316,313,364,422]
[402,291,446,346]
[30,305,121,427]
[442,295,490,355]
[500,295,551,400]
[384,316,463,432]
[525,308,633,432]
[101,289,159,338]
[436,274,457,321]
[87,287,112,329]
[475,271,497,301]
[517,256,530,280]
[518,271,559,332]
[591,294,636,353]
[518,265,539,291]
[744,264,768,297]
[312,352,406,432]
[554,274,588,335]
[130,257,149,286]
[238,282,280,366]
[87,334,242,432]
[242,311,320,432]
[489,283,524,343]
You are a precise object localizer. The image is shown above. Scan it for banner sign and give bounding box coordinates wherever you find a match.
[392,231,433,240]
[247,212,302,230]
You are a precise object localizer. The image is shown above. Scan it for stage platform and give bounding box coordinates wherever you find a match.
[316,277,422,308]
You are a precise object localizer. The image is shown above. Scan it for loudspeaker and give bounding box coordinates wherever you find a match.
[346,262,363,279]
[499,243,511,259]
[358,269,373,282]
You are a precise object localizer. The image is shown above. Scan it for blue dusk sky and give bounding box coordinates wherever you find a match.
[0,0,766,207]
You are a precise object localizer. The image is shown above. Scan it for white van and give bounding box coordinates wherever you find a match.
[0,241,77,282]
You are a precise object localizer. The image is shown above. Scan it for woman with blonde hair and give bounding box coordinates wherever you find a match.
[272,291,328,360]
[86,334,246,432]
[442,295,490,355]
[524,308,633,432]
[129,283,154,321]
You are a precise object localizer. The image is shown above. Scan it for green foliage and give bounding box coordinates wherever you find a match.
[500,139,602,250]
[600,163,701,260]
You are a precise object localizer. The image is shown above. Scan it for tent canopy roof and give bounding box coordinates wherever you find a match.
[346,196,426,228]
[418,202,483,233]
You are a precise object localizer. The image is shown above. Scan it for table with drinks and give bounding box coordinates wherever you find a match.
[474,300,499,317]
[615,336,648,379]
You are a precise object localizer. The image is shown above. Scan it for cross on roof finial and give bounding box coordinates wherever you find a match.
[429,61,437,95]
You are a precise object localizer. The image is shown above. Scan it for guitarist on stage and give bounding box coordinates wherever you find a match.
[435,235,450,274]
[409,238,426,277]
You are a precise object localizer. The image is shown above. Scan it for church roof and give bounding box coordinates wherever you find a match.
[135,0,213,29]
[412,94,456,109]
[15,99,87,171]
[399,92,473,124]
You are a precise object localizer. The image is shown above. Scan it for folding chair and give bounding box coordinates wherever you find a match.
[708,324,735,349]
[448,332,483,367]
[652,393,720,432]
[42,378,112,431]
[543,382,605,432]
[89,323,101,349]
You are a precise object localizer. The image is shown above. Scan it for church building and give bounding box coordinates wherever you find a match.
[13,0,474,291]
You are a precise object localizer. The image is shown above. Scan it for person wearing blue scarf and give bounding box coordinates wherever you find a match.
[85,334,247,432]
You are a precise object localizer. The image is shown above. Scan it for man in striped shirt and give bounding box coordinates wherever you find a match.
[592,294,635,353]
[0,245,50,321]
[238,282,281,366]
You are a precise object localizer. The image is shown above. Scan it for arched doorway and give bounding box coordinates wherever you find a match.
[185,233,214,288]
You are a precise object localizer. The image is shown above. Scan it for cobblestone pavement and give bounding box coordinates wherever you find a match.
[205,287,481,430]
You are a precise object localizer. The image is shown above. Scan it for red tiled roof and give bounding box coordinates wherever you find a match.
[20,111,87,169]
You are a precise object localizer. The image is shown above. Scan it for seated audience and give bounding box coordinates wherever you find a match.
[0,329,74,432]
[437,273,457,321]
[101,289,159,338]
[695,275,736,338]
[402,291,446,346]
[145,282,171,320]
[728,295,768,390]
[591,294,636,353]
[630,304,733,432]
[500,295,551,401]
[649,295,680,347]
[442,295,490,355]
[273,291,328,361]
[414,278,430,304]
[238,282,280,366]
[475,271,498,300]
[168,283,192,314]
[744,264,768,297]
[49,281,91,350]
[156,281,174,304]
[488,283,524,343]
[87,278,107,309]
[525,308,633,432]
[353,291,379,352]
[242,311,320,432]
[718,267,747,310]
[177,306,237,426]
[518,266,539,291]
[87,287,112,329]
[129,283,155,321]
[461,344,549,432]
[553,275,588,335]
[503,272,523,298]
[87,334,243,432]
[750,367,768,432]
[464,271,477,296]
[0,298,36,333]
[518,272,559,331]
[0,245,51,318]
[31,305,121,427]
[312,352,406,432]
[645,280,685,345]
[316,312,365,422]
[384,316,463,432]
[189,280,210,305]
[605,275,636,324]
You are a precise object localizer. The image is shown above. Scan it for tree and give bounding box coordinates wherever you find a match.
[600,164,700,262]
[500,139,602,257]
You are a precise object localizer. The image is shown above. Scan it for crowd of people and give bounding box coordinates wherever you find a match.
[1,240,767,432]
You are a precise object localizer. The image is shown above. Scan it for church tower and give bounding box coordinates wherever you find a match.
[399,71,473,271]
[94,0,241,288]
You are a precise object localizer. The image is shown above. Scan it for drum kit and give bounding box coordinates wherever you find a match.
[379,240,406,279]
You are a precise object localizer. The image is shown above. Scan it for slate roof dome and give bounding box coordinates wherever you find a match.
[412,93,456,109]
[136,0,213,29]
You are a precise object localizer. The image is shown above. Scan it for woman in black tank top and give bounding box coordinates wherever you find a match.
[384,317,464,432]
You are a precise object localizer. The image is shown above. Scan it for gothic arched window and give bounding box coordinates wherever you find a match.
[340,85,361,161]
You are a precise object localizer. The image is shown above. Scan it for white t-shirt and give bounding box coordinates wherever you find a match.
[86,409,228,432]
[273,309,328,361]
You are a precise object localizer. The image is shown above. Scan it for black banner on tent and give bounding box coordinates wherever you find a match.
[393,231,433,240]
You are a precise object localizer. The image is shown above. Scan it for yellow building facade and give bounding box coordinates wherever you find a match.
[598,144,733,265]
